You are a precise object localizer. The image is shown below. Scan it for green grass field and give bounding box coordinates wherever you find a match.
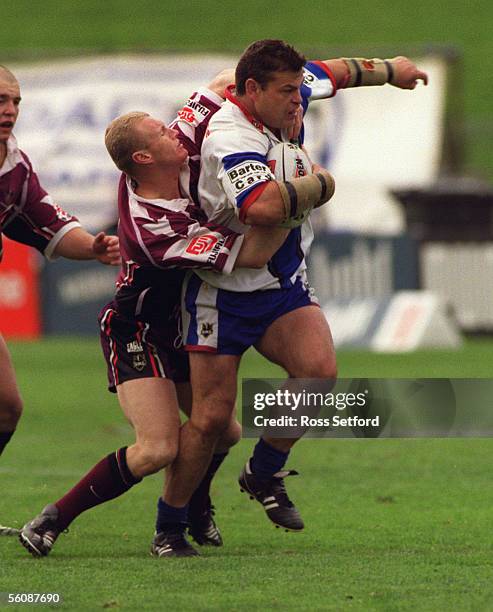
[1,338,493,610]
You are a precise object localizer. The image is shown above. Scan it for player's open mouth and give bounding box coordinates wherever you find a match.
[0,121,14,129]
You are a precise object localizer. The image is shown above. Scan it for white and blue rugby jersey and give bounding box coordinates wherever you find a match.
[197,61,337,292]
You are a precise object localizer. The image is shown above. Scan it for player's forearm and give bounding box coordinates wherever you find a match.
[234,226,290,269]
[242,182,287,226]
[53,227,97,259]
[321,56,428,90]
[207,69,235,98]
[243,171,335,226]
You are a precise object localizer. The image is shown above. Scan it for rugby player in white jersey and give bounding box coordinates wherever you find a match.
[162,40,428,535]
[18,70,334,558]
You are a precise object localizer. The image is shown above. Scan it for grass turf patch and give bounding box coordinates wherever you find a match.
[1,338,493,609]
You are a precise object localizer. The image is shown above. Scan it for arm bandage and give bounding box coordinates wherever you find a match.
[277,170,335,222]
[342,58,394,87]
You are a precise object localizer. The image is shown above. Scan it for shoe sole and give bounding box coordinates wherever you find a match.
[150,548,200,558]
[189,534,223,547]
[239,484,304,532]
[19,532,46,558]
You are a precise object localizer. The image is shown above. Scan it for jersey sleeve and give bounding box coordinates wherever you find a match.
[129,198,244,275]
[301,61,338,105]
[170,87,224,156]
[205,128,274,223]
[6,165,80,259]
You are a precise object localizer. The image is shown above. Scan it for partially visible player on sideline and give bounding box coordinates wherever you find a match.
[18,72,332,557]
[162,41,428,539]
[0,65,120,533]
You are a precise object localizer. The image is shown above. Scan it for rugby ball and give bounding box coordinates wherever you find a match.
[267,142,312,181]
[267,142,313,228]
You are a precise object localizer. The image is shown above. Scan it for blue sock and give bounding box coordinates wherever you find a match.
[156,498,189,532]
[250,438,289,480]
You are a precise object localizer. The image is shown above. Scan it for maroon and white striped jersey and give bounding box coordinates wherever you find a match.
[113,88,245,322]
[171,87,225,206]
[0,136,80,262]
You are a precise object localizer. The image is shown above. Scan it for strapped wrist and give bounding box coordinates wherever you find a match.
[342,58,394,87]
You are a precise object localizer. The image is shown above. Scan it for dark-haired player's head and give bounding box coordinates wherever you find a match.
[235,40,306,131]
[105,112,187,178]
[235,40,305,96]
[0,66,21,147]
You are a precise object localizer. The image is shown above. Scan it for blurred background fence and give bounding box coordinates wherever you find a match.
[1,0,491,349]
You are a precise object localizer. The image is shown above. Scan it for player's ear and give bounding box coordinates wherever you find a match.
[132,150,152,165]
[245,78,261,98]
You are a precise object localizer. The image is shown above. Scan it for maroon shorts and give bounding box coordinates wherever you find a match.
[98,302,190,393]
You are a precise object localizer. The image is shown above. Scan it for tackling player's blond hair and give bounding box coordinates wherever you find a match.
[105,111,149,174]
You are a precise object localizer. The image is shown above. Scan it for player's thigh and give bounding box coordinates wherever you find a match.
[0,334,22,412]
[255,305,337,378]
[117,377,181,445]
[188,353,241,429]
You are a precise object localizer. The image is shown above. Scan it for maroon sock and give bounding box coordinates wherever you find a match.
[55,447,141,529]
[0,431,14,456]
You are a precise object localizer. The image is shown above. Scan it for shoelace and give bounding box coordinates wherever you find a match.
[268,470,300,508]
[157,529,190,548]
[269,478,294,508]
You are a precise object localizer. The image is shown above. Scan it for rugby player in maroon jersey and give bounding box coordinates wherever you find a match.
[0,65,120,535]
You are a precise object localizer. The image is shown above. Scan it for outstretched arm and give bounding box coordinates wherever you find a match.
[54,227,121,265]
[321,56,428,90]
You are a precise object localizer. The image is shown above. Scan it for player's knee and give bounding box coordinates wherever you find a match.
[294,357,337,379]
[0,394,23,429]
[135,441,178,475]
[192,405,234,439]
[217,419,242,450]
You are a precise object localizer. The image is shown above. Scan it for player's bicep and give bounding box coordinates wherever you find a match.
[302,61,338,101]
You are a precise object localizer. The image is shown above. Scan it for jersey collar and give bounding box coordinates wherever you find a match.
[225,85,265,133]
[0,135,25,178]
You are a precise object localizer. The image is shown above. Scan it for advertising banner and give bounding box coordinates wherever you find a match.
[0,237,41,339]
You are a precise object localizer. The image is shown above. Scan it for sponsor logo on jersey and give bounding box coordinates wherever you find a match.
[51,202,73,222]
[295,156,307,177]
[186,234,218,255]
[132,353,147,371]
[178,99,211,126]
[126,340,144,353]
[206,236,227,265]
[200,322,214,338]
[226,160,271,197]
[177,107,195,124]
[185,99,210,117]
